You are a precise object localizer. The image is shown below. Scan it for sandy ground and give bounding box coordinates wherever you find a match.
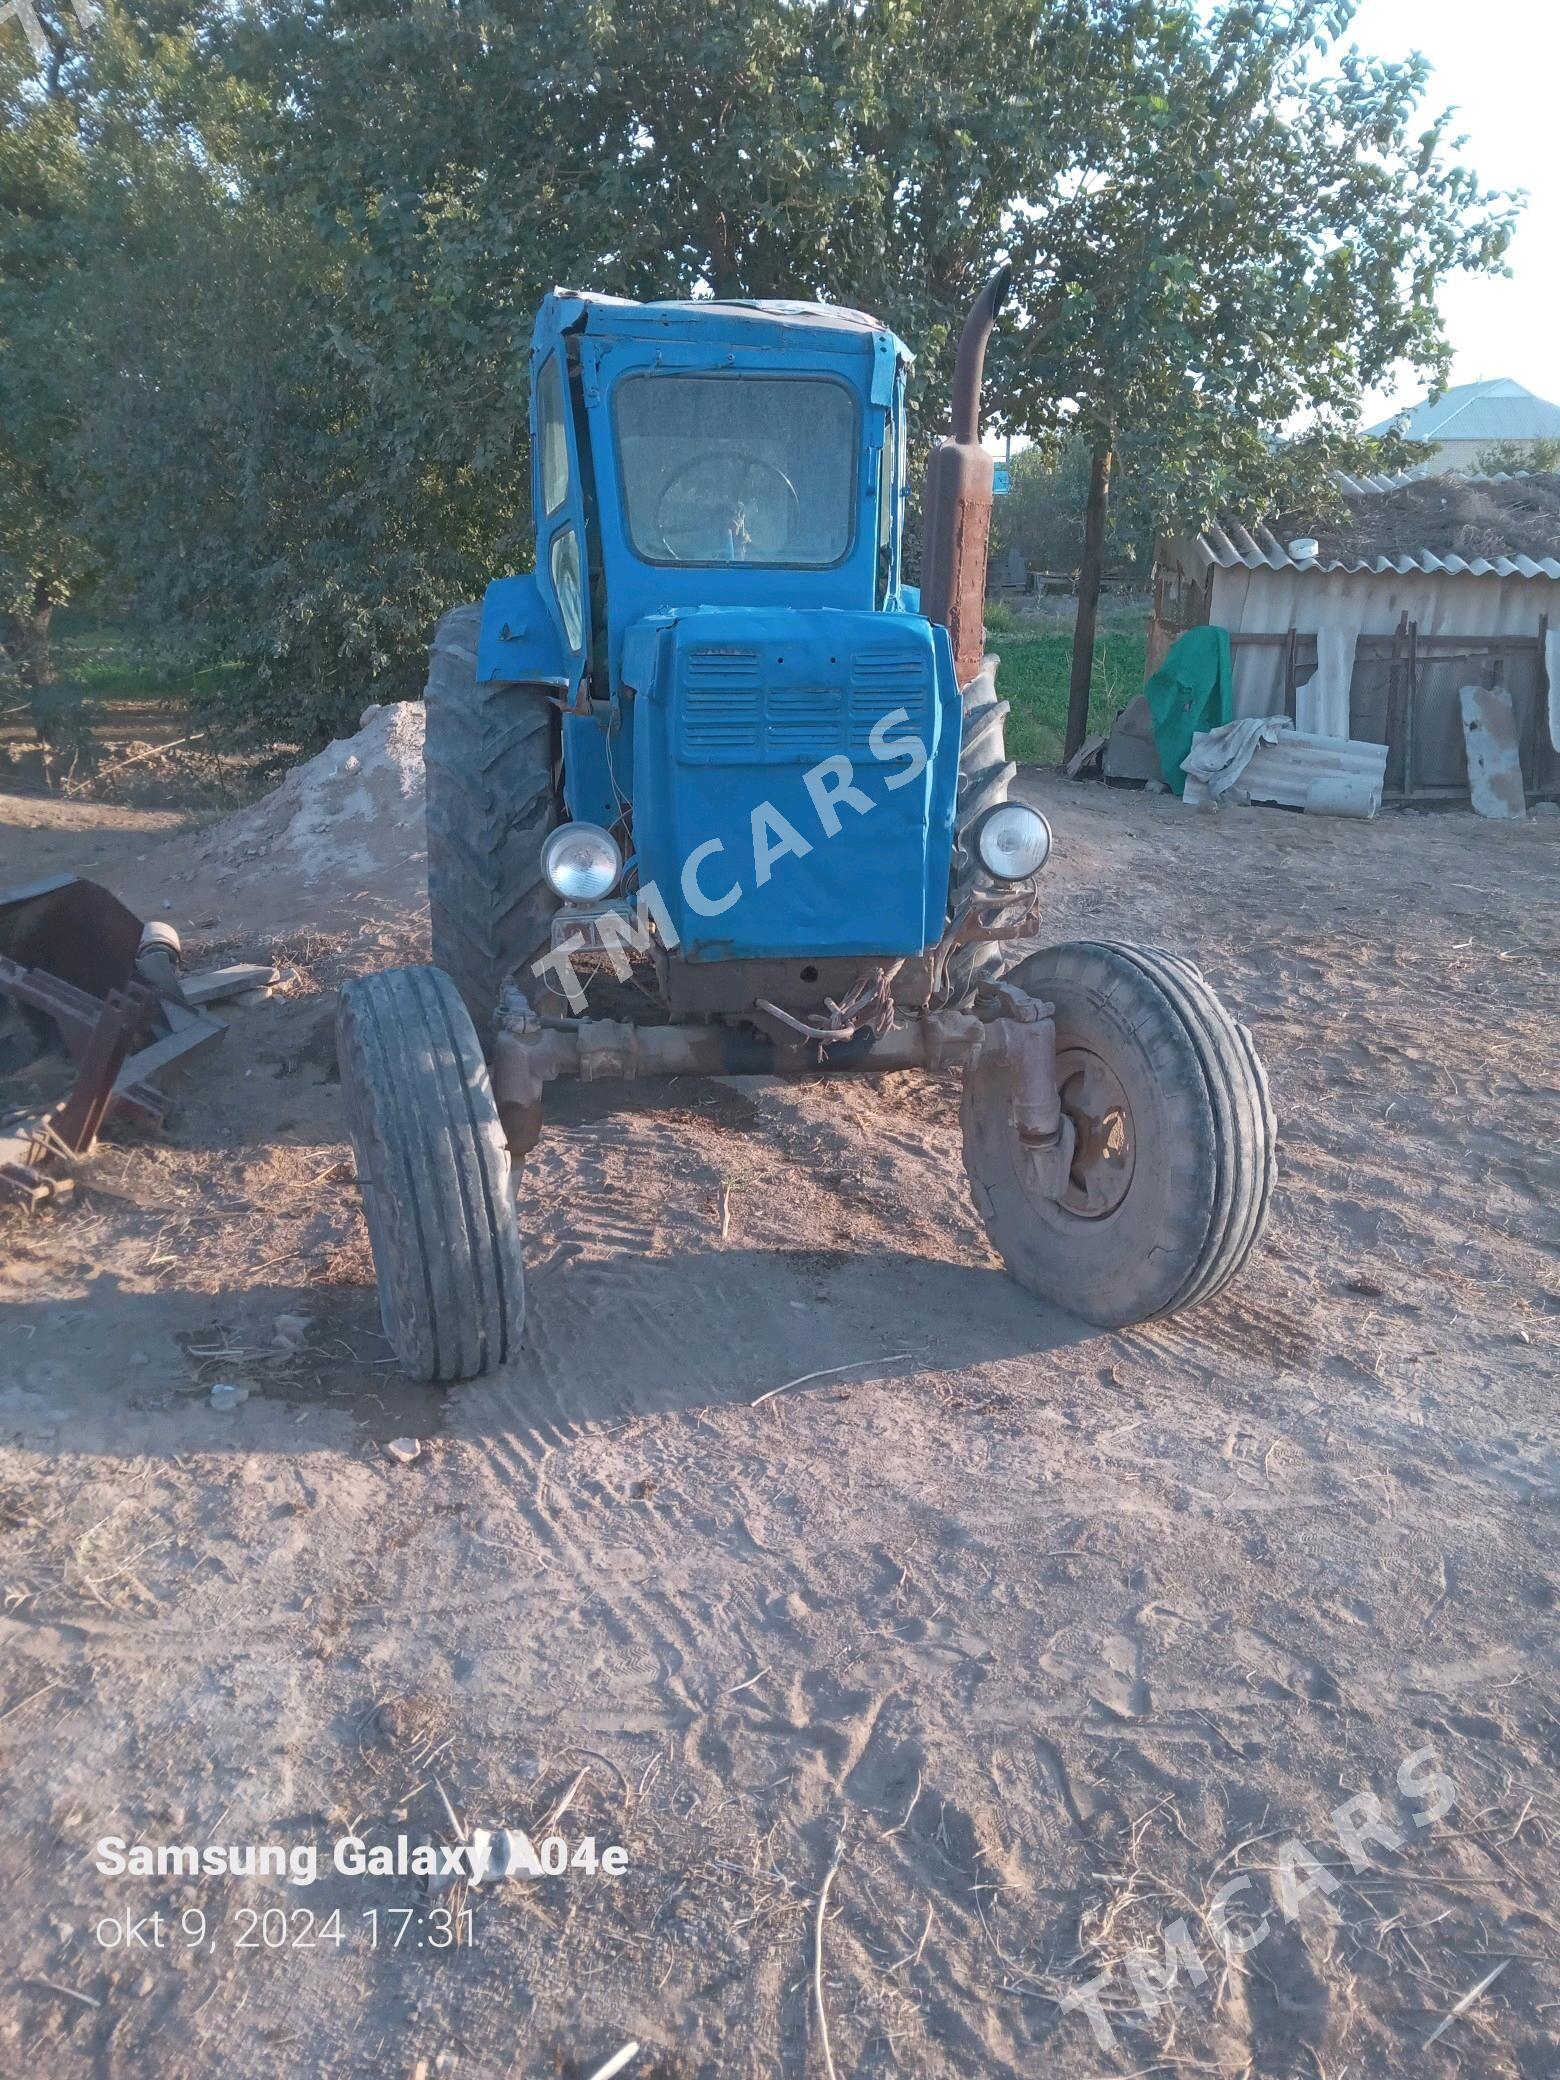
[0,756,1555,2079]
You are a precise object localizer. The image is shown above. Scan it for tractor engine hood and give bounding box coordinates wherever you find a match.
[622,607,962,963]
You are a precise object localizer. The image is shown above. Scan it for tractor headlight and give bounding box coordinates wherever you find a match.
[974,802,1052,882]
[541,822,623,902]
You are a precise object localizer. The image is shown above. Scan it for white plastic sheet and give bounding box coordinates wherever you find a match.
[1180,716,1292,804]
[1294,626,1358,738]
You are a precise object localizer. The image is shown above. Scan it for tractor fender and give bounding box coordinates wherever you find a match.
[476,572,572,689]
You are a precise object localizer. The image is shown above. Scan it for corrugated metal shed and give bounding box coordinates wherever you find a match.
[1152,471,1560,802]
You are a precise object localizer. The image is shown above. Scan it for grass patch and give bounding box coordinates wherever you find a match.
[50,611,236,713]
[3,612,269,805]
[52,615,186,705]
[989,614,1148,765]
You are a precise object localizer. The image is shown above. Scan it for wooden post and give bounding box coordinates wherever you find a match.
[1385,608,1410,797]
[1064,442,1113,763]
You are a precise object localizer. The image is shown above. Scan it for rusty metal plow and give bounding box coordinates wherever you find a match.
[0,874,230,1208]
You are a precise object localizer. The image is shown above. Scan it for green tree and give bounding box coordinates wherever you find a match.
[0,0,253,707]
[1472,438,1560,476]
[1000,0,1517,756]
[0,2,97,696]
[59,0,1093,732]
[1,0,1518,749]
[991,434,1156,580]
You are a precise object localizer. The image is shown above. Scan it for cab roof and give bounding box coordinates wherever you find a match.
[540,288,913,365]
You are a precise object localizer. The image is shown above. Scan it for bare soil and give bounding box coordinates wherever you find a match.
[0,764,1555,2079]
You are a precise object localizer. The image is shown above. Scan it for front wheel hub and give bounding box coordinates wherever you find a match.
[1054,1047,1135,1218]
[957,939,1276,1329]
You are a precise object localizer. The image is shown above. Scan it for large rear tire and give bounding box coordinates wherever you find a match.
[424,602,561,1045]
[941,653,1021,1007]
[961,941,1274,1325]
[337,964,526,1382]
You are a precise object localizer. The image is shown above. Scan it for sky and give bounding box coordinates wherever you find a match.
[1351,0,1560,421]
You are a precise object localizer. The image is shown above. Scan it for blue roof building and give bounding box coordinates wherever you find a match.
[1368,377,1560,467]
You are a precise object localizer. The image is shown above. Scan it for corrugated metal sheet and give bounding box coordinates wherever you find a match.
[1184,728,1387,814]
[1332,465,1535,496]
[1334,465,1434,495]
[1196,515,1560,583]
[1199,560,1558,728]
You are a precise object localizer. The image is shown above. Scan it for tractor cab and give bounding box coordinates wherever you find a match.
[483,292,916,695]
[474,290,978,970]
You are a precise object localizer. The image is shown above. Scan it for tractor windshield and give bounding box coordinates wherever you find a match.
[613,373,857,568]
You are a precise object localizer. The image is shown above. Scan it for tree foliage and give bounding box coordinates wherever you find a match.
[995,0,1514,748]
[1003,2,1514,505]
[1473,439,1560,476]
[0,0,1519,740]
[991,437,1157,580]
[0,3,98,690]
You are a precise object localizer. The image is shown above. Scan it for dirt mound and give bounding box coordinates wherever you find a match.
[192,700,425,886]
[1289,471,1560,565]
[104,698,431,944]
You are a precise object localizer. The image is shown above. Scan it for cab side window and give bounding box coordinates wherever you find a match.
[537,354,570,516]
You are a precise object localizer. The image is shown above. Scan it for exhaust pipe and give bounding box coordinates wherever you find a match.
[919,263,1012,689]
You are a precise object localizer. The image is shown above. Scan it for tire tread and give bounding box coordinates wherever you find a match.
[961,939,1275,1325]
[942,656,1022,1006]
[424,601,561,1039]
[337,964,525,1381]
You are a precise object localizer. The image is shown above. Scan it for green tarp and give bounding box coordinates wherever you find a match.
[1145,625,1233,796]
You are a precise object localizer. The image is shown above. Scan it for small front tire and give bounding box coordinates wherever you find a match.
[337,964,526,1381]
[961,940,1275,1326]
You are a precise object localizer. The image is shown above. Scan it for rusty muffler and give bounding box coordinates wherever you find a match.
[919,263,1012,687]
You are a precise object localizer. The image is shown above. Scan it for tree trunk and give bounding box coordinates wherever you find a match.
[706,207,742,297]
[3,579,57,694]
[1064,442,1113,764]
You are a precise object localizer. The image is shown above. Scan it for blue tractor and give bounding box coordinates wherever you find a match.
[337,274,1275,1381]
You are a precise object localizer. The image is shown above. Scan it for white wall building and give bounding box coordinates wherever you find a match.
[1367,378,1560,473]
